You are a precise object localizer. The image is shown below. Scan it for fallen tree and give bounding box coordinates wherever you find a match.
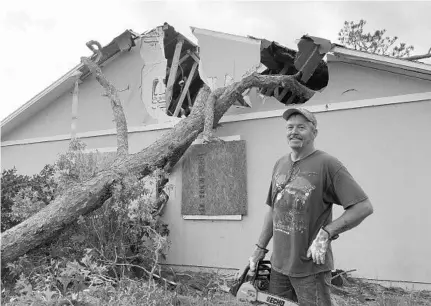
[1,40,317,264]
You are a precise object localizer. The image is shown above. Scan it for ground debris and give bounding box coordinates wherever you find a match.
[329,276,431,305]
[160,268,431,306]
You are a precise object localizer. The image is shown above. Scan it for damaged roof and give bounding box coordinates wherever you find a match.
[259,38,329,91]
[0,29,139,137]
[247,34,330,105]
[2,23,431,139]
[1,23,200,137]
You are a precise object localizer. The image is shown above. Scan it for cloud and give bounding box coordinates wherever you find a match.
[3,10,56,32]
[1,1,430,120]
[2,67,16,78]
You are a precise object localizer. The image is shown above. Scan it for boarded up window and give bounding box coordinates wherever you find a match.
[181,140,247,216]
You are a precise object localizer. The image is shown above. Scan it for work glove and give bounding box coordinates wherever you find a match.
[249,245,268,273]
[306,228,330,265]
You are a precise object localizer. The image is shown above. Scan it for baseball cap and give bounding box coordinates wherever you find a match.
[282,107,317,127]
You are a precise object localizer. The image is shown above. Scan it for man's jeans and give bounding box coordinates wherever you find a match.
[269,269,332,306]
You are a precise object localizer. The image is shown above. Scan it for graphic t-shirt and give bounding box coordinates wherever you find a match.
[266,150,368,277]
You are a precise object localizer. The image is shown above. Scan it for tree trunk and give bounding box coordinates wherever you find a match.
[1,70,314,264]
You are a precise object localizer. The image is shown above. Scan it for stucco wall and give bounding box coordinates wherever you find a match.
[159,100,431,284]
[0,129,165,175]
[2,45,431,285]
[308,61,431,105]
[5,47,431,144]
[3,100,430,284]
[2,45,150,142]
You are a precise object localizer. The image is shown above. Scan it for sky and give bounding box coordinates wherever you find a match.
[1,0,430,122]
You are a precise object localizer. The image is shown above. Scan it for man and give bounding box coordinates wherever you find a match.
[250,108,373,306]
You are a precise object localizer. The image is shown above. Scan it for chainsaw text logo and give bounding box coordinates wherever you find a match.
[266,295,286,306]
[273,170,316,235]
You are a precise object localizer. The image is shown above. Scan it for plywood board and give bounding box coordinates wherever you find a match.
[181,140,247,215]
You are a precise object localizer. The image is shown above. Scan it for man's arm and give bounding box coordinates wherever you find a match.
[257,205,274,248]
[307,162,373,264]
[324,198,373,239]
[249,205,273,271]
[307,198,373,264]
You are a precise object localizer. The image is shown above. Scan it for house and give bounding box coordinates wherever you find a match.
[2,24,431,290]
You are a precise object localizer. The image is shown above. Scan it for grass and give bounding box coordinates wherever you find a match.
[2,269,430,306]
[329,276,431,306]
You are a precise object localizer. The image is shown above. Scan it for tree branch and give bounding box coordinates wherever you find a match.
[0,71,316,264]
[101,261,177,286]
[202,87,226,142]
[207,72,315,126]
[81,41,129,157]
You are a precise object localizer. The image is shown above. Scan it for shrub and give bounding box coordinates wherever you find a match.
[1,165,56,232]
[2,139,172,305]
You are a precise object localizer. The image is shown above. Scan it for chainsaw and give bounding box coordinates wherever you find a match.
[230,260,298,306]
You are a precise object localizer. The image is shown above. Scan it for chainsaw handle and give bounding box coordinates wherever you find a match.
[230,260,272,298]
[259,260,272,266]
[249,259,271,283]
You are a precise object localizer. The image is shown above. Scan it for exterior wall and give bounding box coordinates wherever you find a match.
[2,44,152,142]
[5,49,431,144]
[2,46,431,286]
[320,100,431,285]
[0,129,165,175]
[3,99,430,286]
[308,61,431,106]
[160,99,431,285]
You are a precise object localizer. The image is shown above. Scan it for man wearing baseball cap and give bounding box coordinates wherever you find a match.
[249,107,374,305]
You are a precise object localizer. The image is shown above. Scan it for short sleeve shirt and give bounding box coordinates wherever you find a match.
[266,150,368,277]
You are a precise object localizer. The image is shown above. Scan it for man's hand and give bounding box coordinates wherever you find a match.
[249,246,267,272]
[306,228,330,265]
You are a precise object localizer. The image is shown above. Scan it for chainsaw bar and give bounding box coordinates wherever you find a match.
[237,281,299,306]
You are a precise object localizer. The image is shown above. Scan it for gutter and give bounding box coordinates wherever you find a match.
[331,46,431,73]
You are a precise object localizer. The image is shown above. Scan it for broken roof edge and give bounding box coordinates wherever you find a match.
[1,29,138,129]
[164,23,197,48]
[3,25,430,132]
[139,23,197,51]
[330,46,431,74]
[191,26,261,45]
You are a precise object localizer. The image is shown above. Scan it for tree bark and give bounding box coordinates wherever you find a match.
[81,41,129,156]
[1,70,314,264]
